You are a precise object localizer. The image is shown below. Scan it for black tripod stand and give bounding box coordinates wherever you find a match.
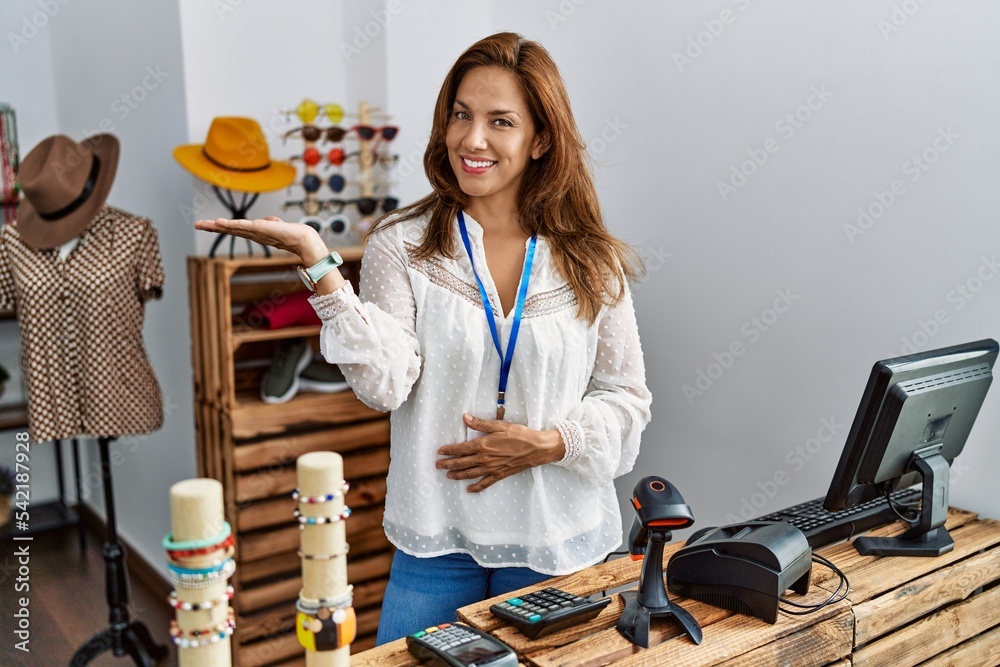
[70,437,167,666]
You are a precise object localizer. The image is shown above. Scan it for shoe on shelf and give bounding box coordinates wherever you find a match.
[298,360,351,394]
[260,337,312,404]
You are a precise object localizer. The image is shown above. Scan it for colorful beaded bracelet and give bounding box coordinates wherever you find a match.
[293,506,352,525]
[292,482,350,504]
[171,624,234,649]
[297,585,353,614]
[169,558,236,589]
[168,552,234,576]
[168,585,235,611]
[169,609,235,639]
[298,545,350,560]
[162,521,232,552]
[165,534,235,559]
[166,545,235,571]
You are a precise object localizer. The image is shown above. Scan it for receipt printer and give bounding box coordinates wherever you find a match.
[666,521,812,624]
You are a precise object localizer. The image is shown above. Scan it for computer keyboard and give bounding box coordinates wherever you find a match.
[758,487,923,549]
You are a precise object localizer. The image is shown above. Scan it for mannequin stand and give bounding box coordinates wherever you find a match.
[70,437,168,666]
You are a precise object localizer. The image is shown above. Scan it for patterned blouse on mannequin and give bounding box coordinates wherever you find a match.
[0,204,165,443]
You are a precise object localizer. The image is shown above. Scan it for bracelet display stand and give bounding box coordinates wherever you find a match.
[296,452,355,666]
[165,478,235,666]
[71,437,168,666]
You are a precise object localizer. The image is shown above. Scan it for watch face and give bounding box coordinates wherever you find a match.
[297,265,316,291]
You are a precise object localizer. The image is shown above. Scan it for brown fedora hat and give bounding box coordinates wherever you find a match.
[16,133,119,249]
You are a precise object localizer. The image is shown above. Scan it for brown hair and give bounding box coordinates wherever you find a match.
[371,32,643,324]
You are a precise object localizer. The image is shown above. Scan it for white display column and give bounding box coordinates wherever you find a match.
[295,451,355,666]
[165,478,235,666]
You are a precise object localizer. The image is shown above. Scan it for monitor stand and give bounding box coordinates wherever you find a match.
[854,448,954,557]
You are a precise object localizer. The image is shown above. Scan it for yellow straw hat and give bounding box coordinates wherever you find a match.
[173,117,295,193]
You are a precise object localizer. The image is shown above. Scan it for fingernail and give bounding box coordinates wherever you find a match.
[463,413,472,422]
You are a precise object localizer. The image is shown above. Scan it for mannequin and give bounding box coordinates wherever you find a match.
[0,133,168,665]
[0,133,164,443]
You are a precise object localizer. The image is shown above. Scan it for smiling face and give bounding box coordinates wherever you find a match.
[446,66,547,216]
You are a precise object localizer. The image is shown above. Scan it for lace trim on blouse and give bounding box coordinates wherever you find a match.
[552,418,585,466]
[405,243,497,316]
[406,242,578,319]
[309,288,352,319]
[523,284,577,319]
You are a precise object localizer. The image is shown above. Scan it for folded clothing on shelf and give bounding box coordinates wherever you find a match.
[240,289,321,329]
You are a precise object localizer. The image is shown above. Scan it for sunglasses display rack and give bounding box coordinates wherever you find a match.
[281,99,400,245]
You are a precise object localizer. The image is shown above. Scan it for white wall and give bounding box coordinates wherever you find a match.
[486,0,1000,539]
[2,0,998,582]
[0,1,63,504]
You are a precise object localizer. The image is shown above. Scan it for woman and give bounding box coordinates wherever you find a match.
[196,32,651,644]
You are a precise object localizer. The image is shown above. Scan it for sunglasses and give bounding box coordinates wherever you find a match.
[287,100,345,125]
[284,125,348,144]
[292,149,400,169]
[294,214,351,238]
[299,173,352,194]
[322,197,400,216]
[284,196,398,217]
[352,125,398,142]
[284,124,399,144]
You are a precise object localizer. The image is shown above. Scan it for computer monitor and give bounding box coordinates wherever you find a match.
[823,338,998,556]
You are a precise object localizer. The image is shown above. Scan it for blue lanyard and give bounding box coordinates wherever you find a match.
[458,211,537,420]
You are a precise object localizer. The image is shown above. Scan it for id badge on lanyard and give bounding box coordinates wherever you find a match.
[457,211,537,420]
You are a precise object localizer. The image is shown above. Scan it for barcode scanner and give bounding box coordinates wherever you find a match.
[617,476,703,648]
[627,477,695,558]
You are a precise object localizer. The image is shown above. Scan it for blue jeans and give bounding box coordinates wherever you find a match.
[375,550,552,645]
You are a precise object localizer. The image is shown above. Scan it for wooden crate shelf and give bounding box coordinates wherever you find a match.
[188,253,392,667]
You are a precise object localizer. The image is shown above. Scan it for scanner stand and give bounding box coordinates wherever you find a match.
[617,528,703,648]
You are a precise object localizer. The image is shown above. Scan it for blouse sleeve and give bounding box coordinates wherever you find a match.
[308,226,421,412]
[135,219,165,302]
[549,283,652,486]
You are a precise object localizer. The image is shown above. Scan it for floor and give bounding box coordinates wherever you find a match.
[0,524,175,666]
